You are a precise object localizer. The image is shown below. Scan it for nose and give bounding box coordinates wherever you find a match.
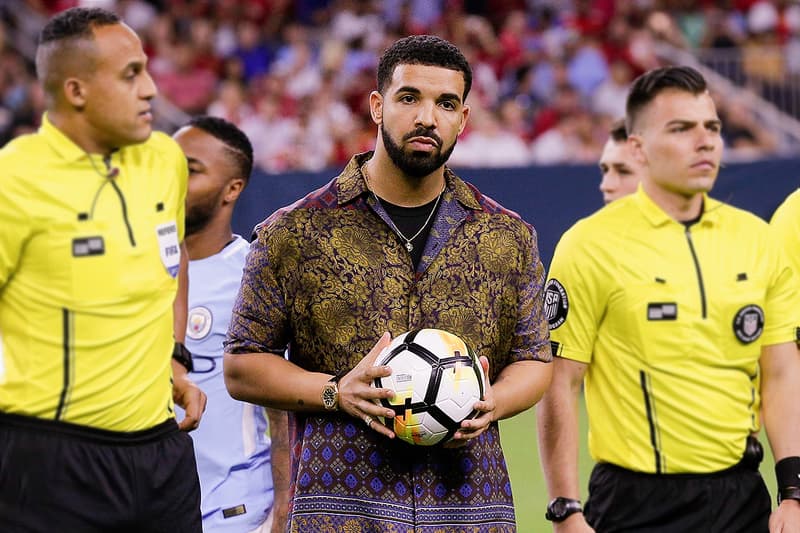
[415,101,435,128]
[696,128,717,152]
[599,172,617,194]
[141,69,157,100]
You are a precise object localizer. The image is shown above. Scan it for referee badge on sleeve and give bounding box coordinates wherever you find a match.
[156,221,180,278]
[733,304,764,344]
[544,279,569,329]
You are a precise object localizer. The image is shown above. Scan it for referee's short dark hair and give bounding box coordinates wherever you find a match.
[626,66,707,133]
[36,7,121,98]
[39,7,120,45]
[377,35,472,102]
[609,119,628,143]
[186,116,254,184]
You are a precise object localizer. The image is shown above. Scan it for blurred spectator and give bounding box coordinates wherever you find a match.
[283,95,335,172]
[592,58,633,119]
[530,82,581,138]
[719,94,779,160]
[241,94,300,173]
[497,96,535,142]
[530,111,601,165]
[207,80,253,126]
[450,106,530,168]
[231,19,273,83]
[272,27,322,99]
[153,41,217,114]
[566,34,609,99]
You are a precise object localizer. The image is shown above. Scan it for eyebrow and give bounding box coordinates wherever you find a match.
[395,86,462,104]
[186,156,205,167]
[121,58,147,73]
[665,118,722,129]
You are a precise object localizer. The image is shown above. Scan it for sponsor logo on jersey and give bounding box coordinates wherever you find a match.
[733,304,764,344]
[544,279,569,329]
[187,306,213,340]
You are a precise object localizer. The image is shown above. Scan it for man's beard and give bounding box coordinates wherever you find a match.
[185,200,219,237]
[381,125,456,179]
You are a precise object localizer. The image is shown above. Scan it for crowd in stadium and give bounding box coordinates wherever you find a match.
[1,0,797,171]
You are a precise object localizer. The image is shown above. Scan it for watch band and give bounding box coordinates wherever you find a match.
[321,369,348,411]
[778,486,800,505]
[545,497,582,522]
[172,341,193,372]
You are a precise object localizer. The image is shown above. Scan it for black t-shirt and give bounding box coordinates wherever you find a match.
[378,195,440,269]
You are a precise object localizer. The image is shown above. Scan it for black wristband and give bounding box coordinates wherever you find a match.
[779,486,800,504]
[172,341,193,372]
[776,457,800,490]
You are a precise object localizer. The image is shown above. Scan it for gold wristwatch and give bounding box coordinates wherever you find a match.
[321,374,341,411]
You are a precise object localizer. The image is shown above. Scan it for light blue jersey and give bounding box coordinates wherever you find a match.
[178,236,273,532]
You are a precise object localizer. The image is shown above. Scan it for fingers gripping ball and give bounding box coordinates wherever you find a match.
[372,329,487,446]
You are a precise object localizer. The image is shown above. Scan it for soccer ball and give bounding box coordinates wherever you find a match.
[372,328,487,446]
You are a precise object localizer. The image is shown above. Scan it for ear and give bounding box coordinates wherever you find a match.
[223,178,245,204]
[369,90,383,125]
[63,77,87,109]
[627,134,647,166]
[458,103,470,135]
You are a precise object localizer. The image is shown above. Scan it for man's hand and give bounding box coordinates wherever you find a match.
[551,512,596,533]
[445,356,495,448]
[337,332,397,438]
[172,360,206,431]
[770,499,800,533]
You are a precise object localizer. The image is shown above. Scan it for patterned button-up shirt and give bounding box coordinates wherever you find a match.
[226,153,551,532]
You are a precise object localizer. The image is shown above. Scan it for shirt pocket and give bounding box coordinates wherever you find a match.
[66,218,124,305]
[620,281,689,367]
[120,211,180,299]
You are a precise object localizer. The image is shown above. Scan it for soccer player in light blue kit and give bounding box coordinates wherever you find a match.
[174,116,289,533]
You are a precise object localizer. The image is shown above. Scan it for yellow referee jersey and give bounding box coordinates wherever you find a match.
[771,189,800,282]
[546,187,799,474]
[0,115,187,432]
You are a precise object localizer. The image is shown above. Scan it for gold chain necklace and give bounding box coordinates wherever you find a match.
[362,164,445,253]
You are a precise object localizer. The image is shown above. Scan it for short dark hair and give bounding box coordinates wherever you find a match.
[376,35,472,101]
[36,7,121,101]
[609,118,628,142]
[186,116,254,184]
[625,66,707,132]
[39,7,120,45]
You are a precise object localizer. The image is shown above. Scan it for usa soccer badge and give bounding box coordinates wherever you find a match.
[544,279,569,329]
[733,304,764,344]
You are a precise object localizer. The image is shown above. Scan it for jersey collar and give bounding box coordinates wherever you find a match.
[39,113,91,163]
[634,185,721,228]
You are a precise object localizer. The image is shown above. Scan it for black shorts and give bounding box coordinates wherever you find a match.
[584,460,770,533]
[0,412,201,533]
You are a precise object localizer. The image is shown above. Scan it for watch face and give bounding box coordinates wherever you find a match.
[551,500,567,517]
[546,497,581,522]
[322,384,337,409]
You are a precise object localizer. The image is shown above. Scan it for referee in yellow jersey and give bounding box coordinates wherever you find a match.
[538,66,800,532]
[771,190,800,279]
[0,7,205,532]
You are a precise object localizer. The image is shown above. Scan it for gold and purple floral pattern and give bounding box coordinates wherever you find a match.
[226,153,551,532]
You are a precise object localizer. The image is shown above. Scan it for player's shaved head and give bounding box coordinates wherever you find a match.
[35,7,120,106]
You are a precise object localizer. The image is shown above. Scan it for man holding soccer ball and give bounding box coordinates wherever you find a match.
[224,35,553,531]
